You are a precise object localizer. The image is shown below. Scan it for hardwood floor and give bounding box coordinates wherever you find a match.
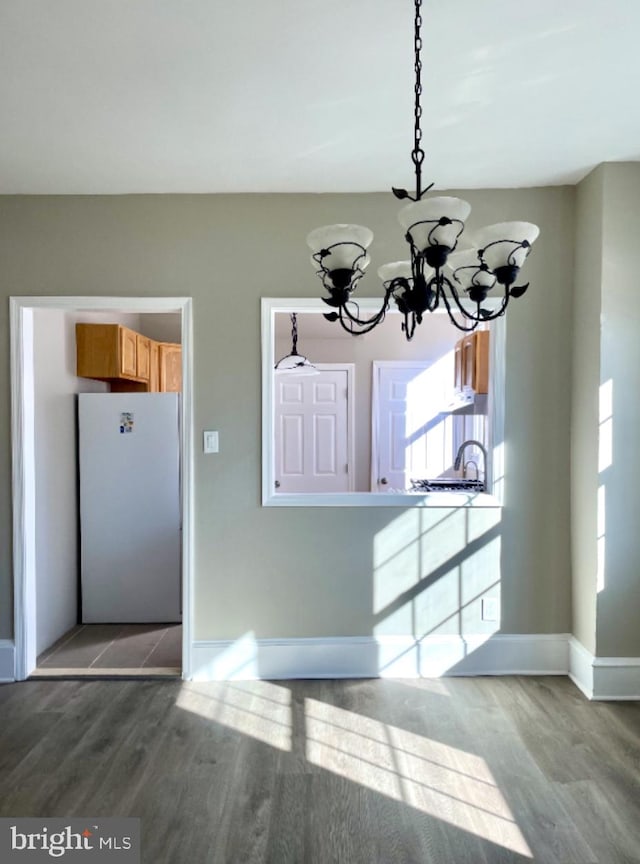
[0,676,638,863]
[33,624,182,677]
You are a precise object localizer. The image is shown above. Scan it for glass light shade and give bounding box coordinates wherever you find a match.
[377,261,413,284]
[474,221,540,271]
[398,197,471,253]
[274,354,319,376]
[306,223,373,267]
[311,252,371,279]
[447,248,496,291]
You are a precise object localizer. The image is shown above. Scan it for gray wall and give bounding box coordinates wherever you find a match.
[571,167,603,654]
[597,164,640,657]
[0,189,574,645]
[570,163,640,659]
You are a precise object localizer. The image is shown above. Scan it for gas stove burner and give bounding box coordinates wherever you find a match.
[410,478,485,493]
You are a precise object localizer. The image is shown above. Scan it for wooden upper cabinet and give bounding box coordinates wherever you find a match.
[454,330,490,395]
[472,330,490,394]
[136,334,151,380]
[77,323,139,381]
[76,324,182,392]
[119,327,139,378]
[462,335,476,391]
[159,343,182,392]
[148,340,160,392]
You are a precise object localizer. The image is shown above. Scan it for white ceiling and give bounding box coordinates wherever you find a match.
[1,0,639,194]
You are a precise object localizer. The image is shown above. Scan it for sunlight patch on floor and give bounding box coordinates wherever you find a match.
[176,680,292,751]
[305,698,532,857]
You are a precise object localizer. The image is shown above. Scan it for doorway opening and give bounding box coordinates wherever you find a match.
[10,297,194,681]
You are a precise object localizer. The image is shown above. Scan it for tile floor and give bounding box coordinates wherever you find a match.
[34,623,182,677]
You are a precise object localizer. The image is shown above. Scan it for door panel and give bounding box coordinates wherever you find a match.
[281,414,304,475]
[275,368,350,493]
[314,415,337,475]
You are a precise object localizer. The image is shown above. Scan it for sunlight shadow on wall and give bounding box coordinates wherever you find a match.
[305,698,532,857]
[192,631,259,680]
[492,441,505,500]
[176,679,292,751]
[373,507,502,675]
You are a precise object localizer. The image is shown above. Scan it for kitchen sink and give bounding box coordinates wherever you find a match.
[410,478,485,493]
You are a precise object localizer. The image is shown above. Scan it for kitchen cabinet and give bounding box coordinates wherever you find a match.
[77,324,148,383]
[454,330,489,395]
[159,343,182,392]
[136,333,151,380]
[148,339,160,392]
[76,324,182,392]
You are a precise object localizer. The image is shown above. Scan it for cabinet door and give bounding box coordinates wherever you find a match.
[136,334,151,380]
[76,323,120,379]
[159,343,182,392]
[472,331,490,394]
[462,335,475,391]
[148,340,160,392]
[119,327,138,378]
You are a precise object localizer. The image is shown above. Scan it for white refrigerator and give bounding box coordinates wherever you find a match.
[78,393,182,623]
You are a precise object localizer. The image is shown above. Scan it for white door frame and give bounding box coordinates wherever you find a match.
[10,296,194,681]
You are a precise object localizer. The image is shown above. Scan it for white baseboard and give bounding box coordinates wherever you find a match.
[569,637,640,700]
[0,640,16,683]
[568,637,595,698]
[3,632,635,698]
[191,633,570,683]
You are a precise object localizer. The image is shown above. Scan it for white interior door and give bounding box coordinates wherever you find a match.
[373,361,454,491]
[275,367,352,493]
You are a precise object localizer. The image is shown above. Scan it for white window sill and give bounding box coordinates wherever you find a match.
[263,492,502,508]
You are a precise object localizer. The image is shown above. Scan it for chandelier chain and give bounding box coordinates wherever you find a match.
[412,0,425,198]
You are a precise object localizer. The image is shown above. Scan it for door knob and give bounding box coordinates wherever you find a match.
[275,480,281,488]
[379,477,388,485]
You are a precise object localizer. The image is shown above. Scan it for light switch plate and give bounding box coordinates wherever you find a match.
[203,430,219,453]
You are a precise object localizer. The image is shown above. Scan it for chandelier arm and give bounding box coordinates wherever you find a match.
[445,274,511,324]
[341,294,388,327]
[437,280,484,332]
[479,238,530,268]
[336,304,387,336]
[331,287,394,335]
[402,312,417,341]
[426,218,464,249]
[427,276,441,311]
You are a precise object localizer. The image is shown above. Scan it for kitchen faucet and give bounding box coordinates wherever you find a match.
[454,440,488,484]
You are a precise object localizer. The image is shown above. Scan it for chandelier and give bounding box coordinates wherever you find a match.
[306,0,539,340]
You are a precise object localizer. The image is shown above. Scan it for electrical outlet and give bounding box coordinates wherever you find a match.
[481,597,499,622]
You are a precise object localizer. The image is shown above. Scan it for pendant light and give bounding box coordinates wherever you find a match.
[274,313,319,376]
